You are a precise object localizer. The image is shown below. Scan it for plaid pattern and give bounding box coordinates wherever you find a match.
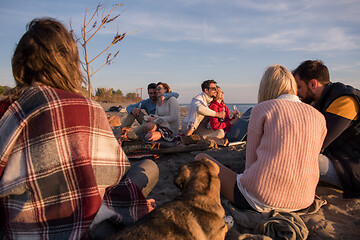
[157,125,174,142]
[0,86,153,239]
[0,99,11,119]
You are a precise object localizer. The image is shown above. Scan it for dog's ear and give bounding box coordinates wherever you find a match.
[173,164,191,190]
[202,158,220,176]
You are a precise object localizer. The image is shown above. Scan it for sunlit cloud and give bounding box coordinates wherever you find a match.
[141,71,161,74]
[331,62,360,72]
[245,30,305,46]
[114,0,360,53]
[290,28,360,52]
[141,52,166,58]
[1,0,359,103]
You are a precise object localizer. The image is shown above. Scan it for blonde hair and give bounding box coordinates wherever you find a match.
[215,87,225,104]
[9,18,84,101]
[258,64,297,103]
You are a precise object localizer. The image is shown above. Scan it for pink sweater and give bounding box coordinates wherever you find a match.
[240,99,327,209]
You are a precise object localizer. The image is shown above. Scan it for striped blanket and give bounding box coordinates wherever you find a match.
[0,86,153,239]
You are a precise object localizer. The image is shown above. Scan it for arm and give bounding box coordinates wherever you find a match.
[224,105,233,130]
[157,92,179,106]
[126,99,147,113]
[245,104,265,169]
[195,99,217,117]
[209,103,229,130]
[322,96,359,149]
[155,97,179,124]
[163,91,179,99]
[126,103,137,114]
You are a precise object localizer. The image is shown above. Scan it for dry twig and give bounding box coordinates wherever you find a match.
[73,2,128,98]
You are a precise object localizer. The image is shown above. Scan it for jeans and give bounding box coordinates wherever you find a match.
[120,111,145,129]
[124,159,159,197]
[318,154,342,188]
[87,159,159,240]
[226,107,252,142]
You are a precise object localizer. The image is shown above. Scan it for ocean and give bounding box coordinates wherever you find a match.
[179,103,255,113]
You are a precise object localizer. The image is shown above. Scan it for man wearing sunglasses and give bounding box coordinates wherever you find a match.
[182,80,226,136]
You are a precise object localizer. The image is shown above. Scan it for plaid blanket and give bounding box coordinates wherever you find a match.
[0,86,153,239]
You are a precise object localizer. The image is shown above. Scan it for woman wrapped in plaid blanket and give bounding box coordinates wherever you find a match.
[0,18,158,239]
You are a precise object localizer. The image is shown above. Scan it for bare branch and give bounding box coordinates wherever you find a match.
[84,4,102,29]
[90,62,108,77]
[88,31,126,64]
[85,4,121,44]
[77,2,129,98]
[112,32,126,44]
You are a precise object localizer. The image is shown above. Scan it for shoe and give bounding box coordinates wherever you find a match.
[180,134,202,145]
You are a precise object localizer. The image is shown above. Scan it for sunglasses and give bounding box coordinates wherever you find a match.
[208,87,218,91]
[156,86,164,90]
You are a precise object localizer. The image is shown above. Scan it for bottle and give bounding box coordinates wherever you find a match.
[233,105,240,117]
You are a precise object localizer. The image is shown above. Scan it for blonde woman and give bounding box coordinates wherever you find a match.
[0,18,158,239]
[208,87,239,136]
[196,64,327,212]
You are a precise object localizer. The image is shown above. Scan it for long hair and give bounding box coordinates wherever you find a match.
[258,64,297,103]
[214,87,225,104]
[9,18,84,101]
[157,82,172,93]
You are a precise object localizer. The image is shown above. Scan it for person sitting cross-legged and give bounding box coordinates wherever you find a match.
[120,83,178,133]
[142,82,180,142]
[0,18,159,239]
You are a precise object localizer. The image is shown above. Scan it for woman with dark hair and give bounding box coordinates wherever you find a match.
[143,82,180,141]
[0,17,84,117]
[0,18,158,239]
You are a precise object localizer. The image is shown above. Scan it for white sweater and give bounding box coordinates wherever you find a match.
[155,97,180,136]
[183,92,217,130]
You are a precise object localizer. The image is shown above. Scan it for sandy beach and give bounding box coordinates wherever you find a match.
[101,102,360,240]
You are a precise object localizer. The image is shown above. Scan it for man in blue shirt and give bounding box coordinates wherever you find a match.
[120,83,178,129]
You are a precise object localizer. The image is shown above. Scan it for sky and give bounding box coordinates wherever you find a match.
[0,0,359,103]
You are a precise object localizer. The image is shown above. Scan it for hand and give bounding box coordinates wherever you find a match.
[233,110,240,118]
[216,111,226,119]
[131,108,141,116]
[144,114,158,122]
[149,114,158,122]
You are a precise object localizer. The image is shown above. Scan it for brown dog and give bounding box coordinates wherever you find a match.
[110,159,227,240]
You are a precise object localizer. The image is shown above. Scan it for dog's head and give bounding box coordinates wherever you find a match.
[173,159,220,191]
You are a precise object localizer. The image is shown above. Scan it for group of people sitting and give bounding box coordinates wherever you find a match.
[0,17,359,239]
[121,80,249,143]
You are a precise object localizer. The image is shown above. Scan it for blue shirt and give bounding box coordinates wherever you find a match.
[126,98,156,115]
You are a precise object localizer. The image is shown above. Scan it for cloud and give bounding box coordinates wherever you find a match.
[141,52,166,58]
[246,30,305,46]
[208,56,238,63]
[331,62,360,72]
[119,11,235,44]
[290,28,360,52]
[113,0,360,53]
[141,71,161,74]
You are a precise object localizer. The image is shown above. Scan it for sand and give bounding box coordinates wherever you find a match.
[101,102,360,240]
